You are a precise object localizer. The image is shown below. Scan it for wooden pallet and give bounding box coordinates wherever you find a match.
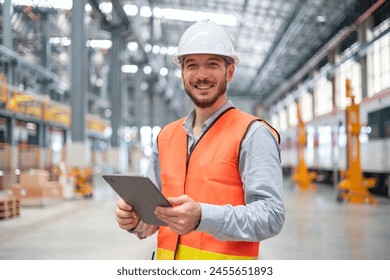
[0,197,21,219]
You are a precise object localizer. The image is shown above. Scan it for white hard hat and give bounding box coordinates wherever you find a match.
[172,21,239,66]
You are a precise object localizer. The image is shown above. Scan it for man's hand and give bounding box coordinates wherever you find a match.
[155,195,201,235]
[115,199,140,231]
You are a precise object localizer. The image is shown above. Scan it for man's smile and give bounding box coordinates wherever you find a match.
[194,84,214,90]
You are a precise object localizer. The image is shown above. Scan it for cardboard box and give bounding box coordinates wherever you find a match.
[11,182,63,206]
[0,171,18,191]
[20,170,49,188]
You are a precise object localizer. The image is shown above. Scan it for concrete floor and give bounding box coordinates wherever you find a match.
[1,174,389,260]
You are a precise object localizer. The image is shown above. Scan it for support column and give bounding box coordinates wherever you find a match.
[358,16,374,99]
[327,48,339,109]
[37,123,48,169]
[40,12,51,96]
[108,11,128,173]
[2,0,13,49]
[41,13,50,69]
[2,0,15,85]
[38,12,51,166]
[68,0,90,168]
[6,117,17,170]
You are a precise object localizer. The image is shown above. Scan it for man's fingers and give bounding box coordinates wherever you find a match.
[117,198,134,211]
[155,207,178,218]
[167,195,190,206]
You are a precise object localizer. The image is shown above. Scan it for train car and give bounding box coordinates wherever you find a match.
[280,89,390,197]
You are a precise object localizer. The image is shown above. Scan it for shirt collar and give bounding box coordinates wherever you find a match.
[183,100,234,135]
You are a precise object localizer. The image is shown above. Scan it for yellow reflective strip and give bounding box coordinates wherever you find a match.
[156,248,175,260]
[176,245,257,260]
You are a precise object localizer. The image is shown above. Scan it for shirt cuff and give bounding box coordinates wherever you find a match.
[195,203,225,234]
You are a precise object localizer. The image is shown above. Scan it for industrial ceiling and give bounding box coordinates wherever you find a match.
[90,0,366,107]
[0,0,386,111]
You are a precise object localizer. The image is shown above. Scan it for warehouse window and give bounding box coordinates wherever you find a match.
[337,56,362,108]
[271,113,279,131]
[314,76,332,116]
[368,106,390,139]
[299,91,313,122]
[279,109,287,132]
[288,102,297,127]
[306,126,315,164]
[368,19,390,96]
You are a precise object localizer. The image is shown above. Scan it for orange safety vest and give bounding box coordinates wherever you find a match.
[156,107,277,260]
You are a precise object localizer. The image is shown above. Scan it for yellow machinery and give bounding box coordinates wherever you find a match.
[69,167,93,198]
[43,96,72,127]
[0,74,8,103]
[6,91,43,118]
[0,74,71,126]
[338,79,376,204]
[292,103,317,191]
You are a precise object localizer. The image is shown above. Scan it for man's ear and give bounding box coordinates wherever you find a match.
[226,64,235,82]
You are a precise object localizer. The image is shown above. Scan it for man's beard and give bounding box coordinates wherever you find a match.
[184,77,227,109]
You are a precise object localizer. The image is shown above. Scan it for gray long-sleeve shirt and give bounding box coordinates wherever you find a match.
[146,100,285,242]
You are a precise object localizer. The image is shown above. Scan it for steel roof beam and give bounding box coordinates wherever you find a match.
[245,0,313,96]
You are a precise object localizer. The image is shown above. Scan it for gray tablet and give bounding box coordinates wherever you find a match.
[103,174,171,226]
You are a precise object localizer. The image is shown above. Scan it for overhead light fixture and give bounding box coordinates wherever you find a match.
[160,67,168,76]
[140,6,152,18]
[152,45,160,54]
[143,65,152,75]
[121,64,138,74]
[85,3,92,12]
[124,4,138,16]
[167,46,177,56]
[144,44,152,53]
[87,40,112,49]
[153,7,237,26]
[140,82,149,91]
[3,0,72,10]
[49,37,71,46]
[316,15,326,23]
[99,2,112,14]
[159,47,167,55]
[127,42,138,52]
[123,5,238,26]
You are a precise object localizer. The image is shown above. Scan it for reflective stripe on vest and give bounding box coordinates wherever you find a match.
[157,245,258,260]
[157,108,262,260]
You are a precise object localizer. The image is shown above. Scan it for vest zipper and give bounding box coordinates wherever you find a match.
[173,107,235,259]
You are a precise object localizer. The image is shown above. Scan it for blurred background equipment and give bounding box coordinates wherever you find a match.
[69,167,93,198]
[292,103,317,191]
[338,79,377,204]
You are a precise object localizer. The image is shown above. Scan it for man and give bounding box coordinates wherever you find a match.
[116,21,285,260]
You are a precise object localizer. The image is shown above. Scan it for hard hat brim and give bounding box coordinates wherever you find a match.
[172,53,239,66]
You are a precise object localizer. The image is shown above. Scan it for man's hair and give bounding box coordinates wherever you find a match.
[222,56,234,65]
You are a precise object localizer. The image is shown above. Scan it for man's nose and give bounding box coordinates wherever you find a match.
[195,66,210,78]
